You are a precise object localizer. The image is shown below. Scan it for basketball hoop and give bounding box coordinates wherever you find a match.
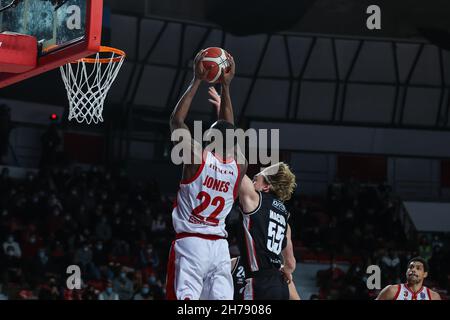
[60,46,125,124]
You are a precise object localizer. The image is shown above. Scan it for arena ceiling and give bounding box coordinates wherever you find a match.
[106,0,450,40]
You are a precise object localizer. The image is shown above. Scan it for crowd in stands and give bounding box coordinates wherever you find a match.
[0,166,173,300]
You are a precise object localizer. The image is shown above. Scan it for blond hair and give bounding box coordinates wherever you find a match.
[259,162,297,202]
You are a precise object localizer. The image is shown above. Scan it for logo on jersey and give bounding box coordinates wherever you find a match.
[272,199,286,212]
[208,164,234,176]
[419,292,426,300]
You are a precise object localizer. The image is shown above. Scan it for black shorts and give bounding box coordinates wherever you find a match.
[244,271,289,300]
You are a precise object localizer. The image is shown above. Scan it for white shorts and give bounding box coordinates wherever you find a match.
[166,235,233,300]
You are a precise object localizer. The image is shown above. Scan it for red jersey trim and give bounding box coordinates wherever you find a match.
[393,284,401,300]
[165,241,177,300]
[233,163,242,200]
[426,288,432,300]
[212,152,234,164]
[176,232,226,241]
[180,151,207,185]
[404,283,424,295]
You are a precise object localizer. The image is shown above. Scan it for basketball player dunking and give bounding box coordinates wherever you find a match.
[166,50,247,300]
[376,256,441,300]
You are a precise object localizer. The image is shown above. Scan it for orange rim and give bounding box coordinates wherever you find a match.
[76,46,126,64]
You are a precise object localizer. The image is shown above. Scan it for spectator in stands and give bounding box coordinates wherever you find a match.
[112,268,134,300]
[147,274,164,300]
[99,280,119,300]
[0,284,8,300]
[3,235,21,258]
[95,216,112,242]
[82,285,99,300]
[133,283,154,300]
[38,277,62,300]
[74,243,93,271]
[39,123,61,169]
[418,237,433,262]
[380,249,401,283]
[151,214,167,235]
[139,243,159,270]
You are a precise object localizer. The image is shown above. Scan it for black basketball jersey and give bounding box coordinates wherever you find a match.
[238,191,289,274]
[231,256,246,300]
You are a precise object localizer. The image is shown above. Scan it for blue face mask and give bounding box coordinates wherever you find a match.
[106,287,113,294]
[142,287,149,295]
[120,272,126,279]
[149,276,156,284]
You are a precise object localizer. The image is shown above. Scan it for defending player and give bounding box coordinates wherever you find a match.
[238,163,298,300]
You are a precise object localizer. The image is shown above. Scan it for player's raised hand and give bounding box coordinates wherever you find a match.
[221,52,235,86]
[193,49,208,81]
[208,86,221,115]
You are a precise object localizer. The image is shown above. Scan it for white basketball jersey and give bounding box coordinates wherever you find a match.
[394,284,432,300]
[172,151,240,238]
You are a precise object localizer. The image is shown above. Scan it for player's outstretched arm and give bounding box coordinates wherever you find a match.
[289,281,301,300]
[238,174,260,214]
[218,53,235,125]
[430,290,441,300]
[281,225,296,276]
[170,50,207,134]
[208,53,235,124]
[375,285,398,300]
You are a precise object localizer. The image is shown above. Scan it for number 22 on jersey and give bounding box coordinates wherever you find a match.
[190,191,225,226]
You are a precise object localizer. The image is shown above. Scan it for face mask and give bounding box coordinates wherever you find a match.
[149,276,156,284]
[84,247,89,252]
[96,245,103,250]
[120,272,126,279]
[141,287,149,295]
[30,237,36,244]
[106,287,113,294]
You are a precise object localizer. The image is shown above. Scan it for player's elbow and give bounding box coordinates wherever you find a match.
[284,254,296,272]
[287,257,296,271]
[169,114,184,130]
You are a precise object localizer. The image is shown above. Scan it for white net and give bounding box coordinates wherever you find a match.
[60,48,125,124]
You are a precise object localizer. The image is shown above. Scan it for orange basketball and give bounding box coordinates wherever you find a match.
[201,47,231,83]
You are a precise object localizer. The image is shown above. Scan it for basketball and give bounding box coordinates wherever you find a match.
[201,47,231,83]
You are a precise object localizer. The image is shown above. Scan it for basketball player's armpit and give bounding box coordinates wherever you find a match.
[169,77,202,133]
[238,175,260,213]
[430,290,441,300]
[375,285,397,300]
[281,225,296,274]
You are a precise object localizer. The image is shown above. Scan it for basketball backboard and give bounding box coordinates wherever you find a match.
[0,0,102,88]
